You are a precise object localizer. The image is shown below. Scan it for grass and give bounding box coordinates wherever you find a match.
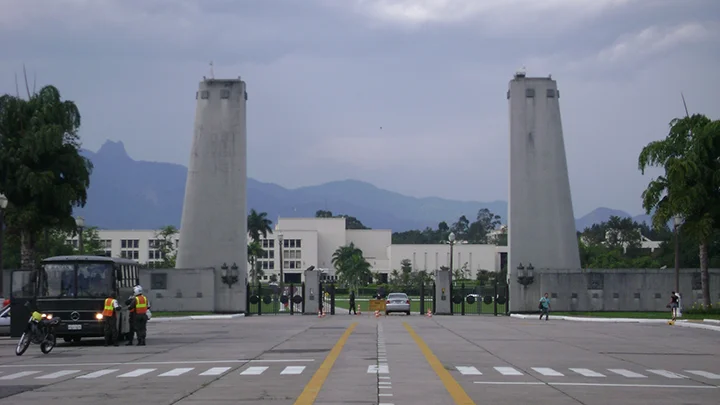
[550,311,720,320]
[335,298,506,315]
[152,311,214,317]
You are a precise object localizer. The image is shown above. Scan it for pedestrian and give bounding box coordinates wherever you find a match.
[668,291,679,321]
[125,285,150,346]
[102,292,121,347]
[539,292,550,321]
[348,290,357,315]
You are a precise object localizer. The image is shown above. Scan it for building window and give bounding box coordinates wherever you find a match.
[262,239,275,249]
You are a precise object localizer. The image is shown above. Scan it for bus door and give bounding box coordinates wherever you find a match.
[10,270,37,338]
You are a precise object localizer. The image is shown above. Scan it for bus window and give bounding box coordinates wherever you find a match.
[77,263,113,298]
[43,263,76,297]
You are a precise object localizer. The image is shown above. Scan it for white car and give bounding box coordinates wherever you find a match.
[385,292,411,315]
[0,305,10,336]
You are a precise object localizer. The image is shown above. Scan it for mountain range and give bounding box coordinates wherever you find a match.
[73,140,651,233]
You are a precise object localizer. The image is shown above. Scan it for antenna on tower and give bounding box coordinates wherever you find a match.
[209,61,215,79]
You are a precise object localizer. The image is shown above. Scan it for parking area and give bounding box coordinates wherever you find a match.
[0,313,717,404]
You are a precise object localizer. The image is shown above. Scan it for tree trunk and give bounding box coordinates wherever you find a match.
[699,241,711,307]
[20,229,36,271]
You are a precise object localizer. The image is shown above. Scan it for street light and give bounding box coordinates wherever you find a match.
[277,231,284,287]
[221,262,239,287]
[517,262,534,287]
[75,216,85,254]
[673,215,682,292]
[0,193,8,294]
[448,232,456,273]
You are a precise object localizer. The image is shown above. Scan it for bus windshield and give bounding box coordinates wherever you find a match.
[41,262,113,298]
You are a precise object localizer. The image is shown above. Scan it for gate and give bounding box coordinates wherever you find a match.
[245,280,336,316]
[441,280,509,316]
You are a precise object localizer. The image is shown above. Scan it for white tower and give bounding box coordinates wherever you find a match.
[176,78,248,312]
[507,72,581,312]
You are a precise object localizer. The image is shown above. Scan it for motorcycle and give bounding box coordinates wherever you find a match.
[15,306,60,356]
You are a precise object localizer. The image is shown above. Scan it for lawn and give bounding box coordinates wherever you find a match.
[550,311,720,320]
[152,311,214,317]
[334,298,506,315]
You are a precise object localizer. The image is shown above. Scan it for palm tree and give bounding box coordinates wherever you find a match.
[247,240,265,284]
[335,252,372,292]
[331,242,362,270]
[247,209,273,242]
[639,113,720,306]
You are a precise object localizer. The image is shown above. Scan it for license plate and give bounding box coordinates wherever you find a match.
[67,324,82,330]
[393,301,403,304]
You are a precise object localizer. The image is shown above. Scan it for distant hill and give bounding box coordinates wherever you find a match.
[73,140,650,232]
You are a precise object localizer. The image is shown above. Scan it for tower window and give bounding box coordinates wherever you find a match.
[546,89,556,98]
[525,88,535,98]
[201,91,209,99]
[220,89,230,99]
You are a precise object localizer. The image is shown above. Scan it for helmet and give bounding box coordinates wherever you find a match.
[133,285,143,296]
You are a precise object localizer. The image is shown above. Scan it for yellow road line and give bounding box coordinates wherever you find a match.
[293,322,357,405]
[404,322,476,405]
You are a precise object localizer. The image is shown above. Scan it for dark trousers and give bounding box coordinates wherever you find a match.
[349,302,356,314]
[103,316,118,346]
[133,313,148,342]
[540,307,549,320]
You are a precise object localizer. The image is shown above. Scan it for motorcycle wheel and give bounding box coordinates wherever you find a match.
[15,332,31,356]
[40,334,56,354]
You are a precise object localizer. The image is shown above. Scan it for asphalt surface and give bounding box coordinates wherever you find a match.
[0,313,718,405]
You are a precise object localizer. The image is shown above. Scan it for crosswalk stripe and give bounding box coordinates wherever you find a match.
[495,367,523,376]
[646,369,687,379]
[532,367,564,377]
[280,366,305,375]
[569,368,606,377]
[240,366,267,375]
[199,367,231,376]
[367,365,389,374]
[118,368,156,378]
[0,371,40,380]
[36,370,80,379]
[77,369,119,379]
[608,369,647,378]
[456,366,482,375]
[159,368,194,377]
[685,370,720,379]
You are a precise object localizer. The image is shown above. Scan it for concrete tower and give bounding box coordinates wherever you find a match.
[176,78,248,313]
[507,71,581,312]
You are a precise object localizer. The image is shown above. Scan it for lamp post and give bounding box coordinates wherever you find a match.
[0,193,8,295]
[673,215,682,293]
[517,262,535,287]
[277,231,284,288]
[75,216,85,254]
[221,262,239,287]
[448,232,456,273]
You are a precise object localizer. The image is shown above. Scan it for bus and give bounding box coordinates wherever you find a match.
[33,255,140,342]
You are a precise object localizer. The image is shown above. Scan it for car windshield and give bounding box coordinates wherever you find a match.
[41,262,113,298]
[388,294,407,299]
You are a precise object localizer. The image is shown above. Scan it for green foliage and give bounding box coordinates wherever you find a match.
[683,302,720,315]
[0,84,93,269]
[153,225,178,268]
[392,208,503,244]
[638,113,720,305]
[247,240,265,283]
[247,209,273,242]
[331,242,373,291]
[315,210,369,229]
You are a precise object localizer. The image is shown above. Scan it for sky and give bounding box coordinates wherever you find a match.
[1,0,719,218]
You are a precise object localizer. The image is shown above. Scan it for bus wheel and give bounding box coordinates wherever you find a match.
[63,337,72,343]
[72,337,81,343]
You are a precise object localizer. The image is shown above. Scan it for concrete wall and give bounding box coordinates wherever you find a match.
[176,78,248,312]
[389,244,508,276]
[510,268,720,312]
[139,268,216,312]
[346,229,391,271]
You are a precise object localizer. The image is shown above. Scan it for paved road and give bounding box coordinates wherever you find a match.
[0,314,718,404]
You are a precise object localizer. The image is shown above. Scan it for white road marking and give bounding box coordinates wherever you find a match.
[474,381,545,385]
[685,370,720,379]
[199,367,231,376]
[379,381,391,385]
[36,370,80,379]
[474,381,715,389]
[494,367,523,376]
[118,368,156,378]
[367,365,389,374]
[379,393,393,396]
[608,369,647,378]
[0,371,40,380]
[77,369,119,379]
[569,368,605,377]
[0,359,313,368]
[456,366,482,375]
[646,369,687,379]
[532,367,564,377]
[280,366,305,375]
[159,368,194,377]
[240,366,268,375]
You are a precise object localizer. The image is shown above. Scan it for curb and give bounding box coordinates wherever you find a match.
[150,313,245,322]
[510,314,720,331]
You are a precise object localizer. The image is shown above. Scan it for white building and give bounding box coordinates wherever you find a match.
[68,217,507,283]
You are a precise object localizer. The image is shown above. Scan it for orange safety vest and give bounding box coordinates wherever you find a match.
[102,298,115,317]
[135,295,148,314]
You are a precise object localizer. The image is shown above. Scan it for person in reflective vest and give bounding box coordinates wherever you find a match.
[102,292,121,347]
[125,285,150,346]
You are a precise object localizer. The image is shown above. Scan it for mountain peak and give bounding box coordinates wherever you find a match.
[96,140,130,161]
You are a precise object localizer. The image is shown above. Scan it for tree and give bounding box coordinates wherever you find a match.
[400,258,413,289]
[247,240,265,284]
[78,226,104,256]
[247,209,273,242]
[639,113,720,306]
[332,243,372,291]
[154,225,178,268]
[315,210,369,229]
[0,84,93,270]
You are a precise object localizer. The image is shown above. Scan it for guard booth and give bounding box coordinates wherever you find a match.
[10,269,36,337]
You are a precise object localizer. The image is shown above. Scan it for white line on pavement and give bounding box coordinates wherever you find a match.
[0,359,315,368]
